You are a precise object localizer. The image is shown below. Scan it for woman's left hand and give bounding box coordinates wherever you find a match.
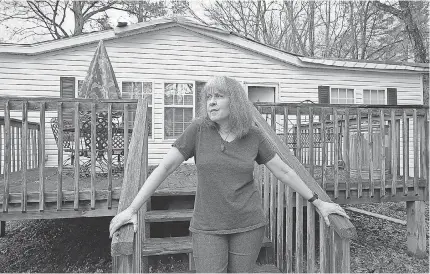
[313,200,350,226]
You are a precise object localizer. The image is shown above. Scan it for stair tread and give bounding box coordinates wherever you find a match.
[145,209,193,222]
[142,236,272,256]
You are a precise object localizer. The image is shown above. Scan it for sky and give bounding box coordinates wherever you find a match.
[0,0,210,44]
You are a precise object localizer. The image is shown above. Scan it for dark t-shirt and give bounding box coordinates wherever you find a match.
[172,119,276,234]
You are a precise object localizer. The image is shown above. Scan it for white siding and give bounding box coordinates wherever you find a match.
[0,26,424,166]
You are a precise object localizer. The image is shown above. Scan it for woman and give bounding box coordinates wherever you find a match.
[109,76,349,273]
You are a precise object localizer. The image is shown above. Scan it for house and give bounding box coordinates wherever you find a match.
[0,16,428,167]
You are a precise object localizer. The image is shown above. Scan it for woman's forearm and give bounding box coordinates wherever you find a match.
[127,165,171,214]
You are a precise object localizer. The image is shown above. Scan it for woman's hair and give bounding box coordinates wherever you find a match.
[197,76,254,138]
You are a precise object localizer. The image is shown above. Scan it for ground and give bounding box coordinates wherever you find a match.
[0,165,428,273]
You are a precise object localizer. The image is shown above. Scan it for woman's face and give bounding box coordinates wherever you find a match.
[206,91,230,124]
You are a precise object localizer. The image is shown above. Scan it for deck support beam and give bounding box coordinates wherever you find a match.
[406,200,427,258]
[0,221,5,237]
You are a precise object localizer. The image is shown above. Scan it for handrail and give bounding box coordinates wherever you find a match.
[111,99,149,273]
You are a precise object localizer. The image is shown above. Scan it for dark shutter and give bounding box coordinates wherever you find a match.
[195,81,206,116]
[387,88,397,105]
[60,77,76,98]
[318,86,330,104]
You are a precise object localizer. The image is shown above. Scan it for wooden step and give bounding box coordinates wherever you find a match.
[153,187,196,196]
[145,209,193,222]
[142,236,273,256]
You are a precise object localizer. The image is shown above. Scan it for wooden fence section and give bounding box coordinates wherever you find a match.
[0,96,140,218]
[0,115,40,175]
[256,103,429,204]
[252,105,356,273]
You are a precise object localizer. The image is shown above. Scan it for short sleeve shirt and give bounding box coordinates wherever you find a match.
[173,119,276,234]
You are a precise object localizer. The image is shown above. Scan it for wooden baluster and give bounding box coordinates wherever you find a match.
[368,109,374,197]
[402,110,409,195]
[91,104,96,210]
[31,129,36,169]
[390,110,397,196]
[283,106,291,272]
[39,102,46,211]
[344,109,351,199]
[276,177,284,270]
[396,119,401,177]
[108,103,113,209]
[264,166,270,239]
[380,109,386,197]
[334,231,351,273]
[21,101,28,212]
[420,113,428,181]
[333,108,339,199]
[319,219,331,273]
[3,101,11,213]
[297,108,302,163]
[11,126,15,172]
[285,185,293,273]
[306,201,315,273]
[57,103,63,210]
[357,109,363,198]
[284,106,289,147]
[309,107,314,177]
[295,195,303,273]
[123,104,129,166]
[73,102,80,210]
[413,110,419,195]
[321,108,327,190]
[270,106,276,245]
[16,127,22,171]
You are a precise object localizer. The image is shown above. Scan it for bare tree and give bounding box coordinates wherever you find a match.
[0,0,118,41]
[373,0,428,63]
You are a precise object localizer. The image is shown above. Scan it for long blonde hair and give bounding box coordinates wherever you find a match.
[197,76,254,139]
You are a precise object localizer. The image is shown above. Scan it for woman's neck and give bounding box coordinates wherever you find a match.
[217,122,231,134]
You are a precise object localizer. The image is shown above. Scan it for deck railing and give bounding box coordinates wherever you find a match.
[255,102,429,203]
[0,96,140,216]
[253,105,356,273]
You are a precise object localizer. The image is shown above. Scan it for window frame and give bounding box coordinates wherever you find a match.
[362,88,387,105]
[121,79,154,140]
[244,82,279,103]
[162,81,196,140]
[329,87,356,104]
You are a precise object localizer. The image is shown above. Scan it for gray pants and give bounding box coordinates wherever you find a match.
[192,226,265,273]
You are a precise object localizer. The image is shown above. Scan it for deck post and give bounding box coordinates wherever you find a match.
[406,200,427,258]
[0,221,5,237]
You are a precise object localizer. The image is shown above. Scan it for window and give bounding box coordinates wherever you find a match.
[330,88,354,104]
[164,83,194,139]
[122,81,153,138]
[77,79,84,96]
[363,89,386,105]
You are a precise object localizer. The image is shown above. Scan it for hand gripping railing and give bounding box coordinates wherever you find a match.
[111,99,149,273]
[251,105,357,273]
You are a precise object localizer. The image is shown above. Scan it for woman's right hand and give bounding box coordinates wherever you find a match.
[109,208,137,239]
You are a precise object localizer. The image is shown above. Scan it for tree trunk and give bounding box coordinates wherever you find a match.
[398,1,428,63]
[72,1,85,35]
[308,0,315,56]
[138,1,144,23]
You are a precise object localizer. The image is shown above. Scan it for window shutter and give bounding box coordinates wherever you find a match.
[387,88,397,105]
[318,86,330,104]
[60,77,76,98]
[195,81,206,116]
